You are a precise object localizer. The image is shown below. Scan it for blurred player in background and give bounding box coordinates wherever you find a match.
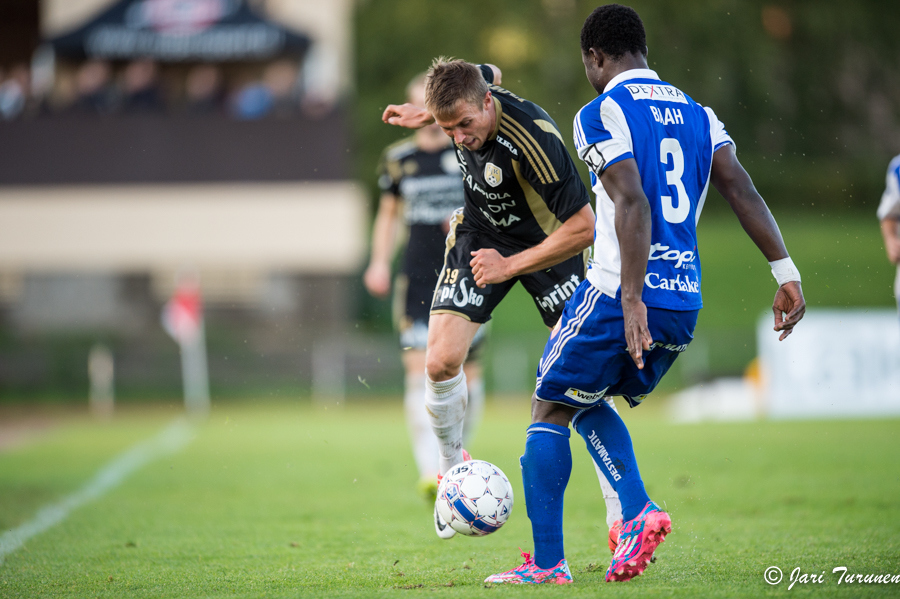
[486,4,805,585]
[877,154,900,315]
[384,59,630,542]
[364,74,487,500]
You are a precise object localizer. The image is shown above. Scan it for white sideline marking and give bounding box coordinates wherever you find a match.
[0,418,194,564]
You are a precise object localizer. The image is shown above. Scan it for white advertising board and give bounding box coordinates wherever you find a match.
[758,309,900,419]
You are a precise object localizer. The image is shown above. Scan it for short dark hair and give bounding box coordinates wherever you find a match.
[580,4,647,59]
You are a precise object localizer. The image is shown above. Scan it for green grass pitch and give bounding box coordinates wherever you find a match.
[1,400,899,598]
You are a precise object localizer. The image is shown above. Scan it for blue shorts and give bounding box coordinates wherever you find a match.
[535,281,698,409]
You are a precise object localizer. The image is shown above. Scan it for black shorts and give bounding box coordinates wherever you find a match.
[394,274,488,358]
[430,211,587,328]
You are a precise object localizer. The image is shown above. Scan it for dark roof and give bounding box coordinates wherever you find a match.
[50,0,310,62]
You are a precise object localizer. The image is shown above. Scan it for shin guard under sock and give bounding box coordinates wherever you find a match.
[522,423,572,569]
[424,370,467,475]
[573,402,650,522]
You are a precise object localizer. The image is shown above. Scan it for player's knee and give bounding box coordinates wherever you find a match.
[425,352,464,382]
[531,393,576,426]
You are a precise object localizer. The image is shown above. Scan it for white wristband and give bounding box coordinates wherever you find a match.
[769,257,801,286]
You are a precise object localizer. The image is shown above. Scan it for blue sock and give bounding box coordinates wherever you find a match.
[521,422,571,570]
[573,402,650,522]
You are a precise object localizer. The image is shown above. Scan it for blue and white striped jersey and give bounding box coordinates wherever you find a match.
[574,68,733,311]
[877,154,900,221]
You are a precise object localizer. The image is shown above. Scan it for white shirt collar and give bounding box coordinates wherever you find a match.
[603,68,661,94]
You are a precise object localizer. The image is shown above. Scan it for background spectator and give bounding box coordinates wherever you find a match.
[184,64,223,115]
[263,59,300,118]
[121,59,164,114]
[69,60,115,115]
[0,64,29,120]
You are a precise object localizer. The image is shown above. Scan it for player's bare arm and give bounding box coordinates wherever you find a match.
[363,192,401,298]
[469,204,595,287]
[383,64,502,130]
[600,157,653,369]
[711,144,805,340]
[880,217,900,264]
[382,104,435,129]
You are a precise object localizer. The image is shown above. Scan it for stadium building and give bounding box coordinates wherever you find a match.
[0,0,371,400]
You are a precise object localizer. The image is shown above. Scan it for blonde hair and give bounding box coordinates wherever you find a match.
[424,57,489,121]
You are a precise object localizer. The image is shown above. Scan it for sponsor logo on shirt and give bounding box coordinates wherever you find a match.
[648,243,695,269]
[486,199,516,213]
[484,162,503,187]
[478,207,521,227]
[495,135,519,156]
[466,175,520,227]
[624,83,688,104]
[465,176,510,200]
[644,272,699,293]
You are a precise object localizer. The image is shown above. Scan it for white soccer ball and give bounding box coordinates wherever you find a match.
[436,459,514,536]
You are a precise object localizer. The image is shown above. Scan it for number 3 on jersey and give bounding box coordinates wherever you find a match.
[660,138,690,224]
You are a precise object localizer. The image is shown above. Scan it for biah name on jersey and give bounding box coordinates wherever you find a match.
[649,106,684,126]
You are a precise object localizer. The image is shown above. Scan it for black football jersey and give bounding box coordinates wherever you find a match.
[455,83,591,247]
[377,137,464,280]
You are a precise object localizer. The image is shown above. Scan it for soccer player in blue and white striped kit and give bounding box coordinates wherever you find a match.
[486,4,806,585]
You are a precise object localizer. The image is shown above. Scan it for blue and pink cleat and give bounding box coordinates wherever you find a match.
[606,501,671,582]
[484,552,573,585]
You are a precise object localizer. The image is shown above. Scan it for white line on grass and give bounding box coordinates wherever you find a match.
[0,417,195,564]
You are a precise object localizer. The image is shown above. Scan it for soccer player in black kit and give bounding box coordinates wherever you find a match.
[384,58,623,540]
[365,73,488,501]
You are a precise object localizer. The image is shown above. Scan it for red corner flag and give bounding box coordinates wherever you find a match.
[162,280,203,344]
[161,274,210,417]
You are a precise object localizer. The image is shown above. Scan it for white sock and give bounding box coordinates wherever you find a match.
[597,396,622,527]
[596,463,623,527]
[404,373,439,478]
[462,375,484,447]
[425,370,468,475]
